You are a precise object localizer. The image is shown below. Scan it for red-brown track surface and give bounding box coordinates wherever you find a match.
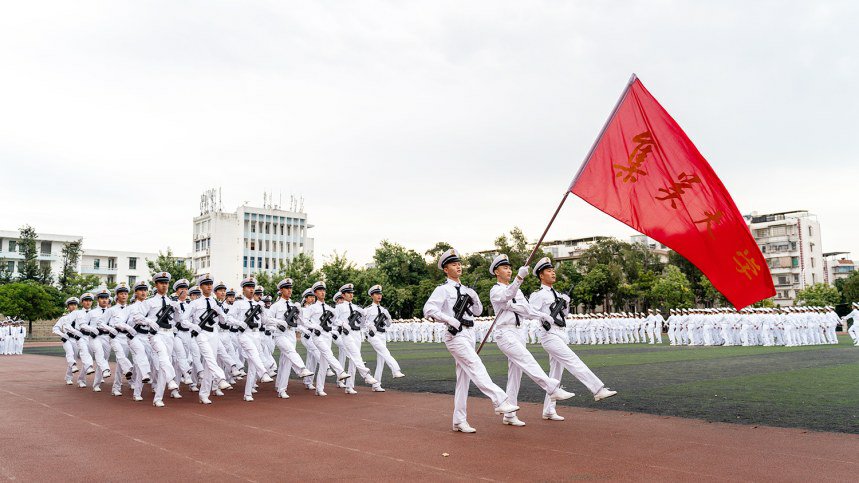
[1,354,857,482]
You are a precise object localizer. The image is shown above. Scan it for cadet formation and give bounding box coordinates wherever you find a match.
[47,249,858,433]
[1,318,26,355]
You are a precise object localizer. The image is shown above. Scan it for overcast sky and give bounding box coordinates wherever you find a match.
[2,1,856,267]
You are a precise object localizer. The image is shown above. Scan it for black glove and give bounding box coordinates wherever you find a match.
[303,334,310,339]
[109,333,116,339]
[277,325,286,332]
[72,334,81,340]
[541,320,551,331]
[313,329,321,336]
[264,330,272,336]
[342,328,350,336]
[332,333,338,340]
[368,330,375,337]
[191,330,199,337]
[60,337,68,343]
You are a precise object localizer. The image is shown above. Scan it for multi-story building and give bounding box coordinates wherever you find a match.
[744,210,825,306]
[0,230,82,278]
[80,249,158,287]
[629,235,671,263]
[191,191,314,288]
[823,252,855,285]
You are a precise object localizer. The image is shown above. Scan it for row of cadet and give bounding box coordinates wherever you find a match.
[0,318,26,355]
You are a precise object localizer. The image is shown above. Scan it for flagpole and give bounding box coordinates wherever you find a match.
[476,73,638,354]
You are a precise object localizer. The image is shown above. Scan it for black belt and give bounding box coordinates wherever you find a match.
[201,325,214,332]
[218,323,229,330]
[177,326,189,332]
[229,328,239,333]
[98,329,110,335]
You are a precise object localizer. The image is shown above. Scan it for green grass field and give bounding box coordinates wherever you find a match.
[28,336,859,434]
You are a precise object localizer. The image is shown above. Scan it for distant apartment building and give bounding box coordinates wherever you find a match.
[80,249,158,287]
[744,210,825,306]
[823,252,855,285]
[0,230,82,278]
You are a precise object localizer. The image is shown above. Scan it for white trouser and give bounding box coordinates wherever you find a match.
[110,336,132,393]
[334,333,348,375]
[343,330,372,389]
[495,326,560,416]
[274,331,306,393]
[300,334,319,386]
[312,331,345,392]
[217,330,239,374]
[177,331,202,380]
[62,339,77,381]
[91,335,110,387]
[196,330,227,399]
[171,332,191,384]
[540,329,604,416]
[368,331,400,387]
[238,330,268,397]
[150,330,177,402]
[443,327,509,426]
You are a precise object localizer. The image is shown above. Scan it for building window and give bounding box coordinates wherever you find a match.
[40,260,50,270]
[128,275,136,286]
[243,256,248,268]
[811,258,815,268]
[129,257,137,270]
[250,257,255,268]
[6,261,15,272]
[107,275,115,284]
[8,240,17,252]
[250,241,255,251]
[251,223,256,233]
[808,226,813,237]
[40,241,51,255]
[791,257,799,268]
[108,258,117,269]
[777,276,789,285]
[93,258,100,269]
[793,274,799,282]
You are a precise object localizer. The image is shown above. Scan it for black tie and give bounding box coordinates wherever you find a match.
[162,296,167,309]
[206,298,211,311]
[512,296,521,327]
[348,303,353,315]
[101,308,105,313]
[180,302,185,312]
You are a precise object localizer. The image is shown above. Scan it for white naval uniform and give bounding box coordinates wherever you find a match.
[423,278,510,426]
[489,280,562,418]
[364,303,402,388]
[102,303,133,393]
[52,313,79,381]
[334,301,375,390]
[175,299,202,388]
[305,300,347,394]
[268,297,312,395]
[182,295,229,400]
[530,284,605,417]
[131,294,180,404]
[227,298,271,398]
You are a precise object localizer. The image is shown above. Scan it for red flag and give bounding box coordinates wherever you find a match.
[570,75,774,309]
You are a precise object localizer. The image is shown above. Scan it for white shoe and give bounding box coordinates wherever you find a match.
[71,364,79,374]
[190,386,199,392]
[200,397,212,404]
[494,402,519,415]
[260,373,274,383]
[166,380,179,391]
[316,391,327,397]
[297,368,314,378]
[251,388,258,394]
[337,371,351,381]
[86,367,95,375]
[102,369,111,378]
[372,386,386,392]
[452,422,477,433]
[133,395,143,402]
[326,369,335,377]
[542,413,565,421]
[243,395,254,402]
[112,390,122,397]
[345,388,358,395]
[392,371,405,378]
[218,380,232,391]
[549,387,575,401]
[230,367,242,377]
[142,375,151,384]
[182,375,193,385]
[305,384,316,391]
[153,400,165,407]
[277,391,290,399]
[364,376,378,386]
[502,416,526,427]
[336,382,346,388]
[92,386,102,392]
[594,387,618,402]
[65,380,73,385]
[238,369,247,377]
[78,381,87,388]
[170,390,182,399]
[214,389,225,397]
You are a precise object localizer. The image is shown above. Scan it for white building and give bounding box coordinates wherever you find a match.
[191,191,314,288]
[0,230,82,278]
[538,236,610,262]
[80,249,158,287]
[744,210,825,306]
[823,251,855,285]
[629,235,671,263]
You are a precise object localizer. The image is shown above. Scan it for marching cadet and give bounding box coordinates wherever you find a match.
[529,257,616,421]
[423,248,519,433]
[488,254,574,427]
[305,281,351,396]
[125,281,154,402]
[268,278,315,399]
[173,279,200,391]
[216,286,244,385]
[227,277,275,402]
[87,289,114,391]
[53,297,81,384]
[842,303,859,346]
[101,283,134,396]
[362,285,406,392]
[334,283,379,394]
[72,293,98,387]
[130,271,181,407]
[181,274,233,404]
[299,288,320,390]
[332,291,349,388]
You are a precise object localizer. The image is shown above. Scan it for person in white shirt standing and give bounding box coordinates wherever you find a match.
[364,285,404,392]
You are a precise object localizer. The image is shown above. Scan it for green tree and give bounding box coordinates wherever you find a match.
[319,251,361,298]
[649,265,695,310]
[282,253,320,295]
[0,282,62,333]
[61,273,101,300]
[17,225,40,282]
[698,274,729,307]
[836,271,859,304]
[147,248,195,284]
[752,298,776,308]
[795,283,840,306]
[425,241,453,260]
[58,239,83,292]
